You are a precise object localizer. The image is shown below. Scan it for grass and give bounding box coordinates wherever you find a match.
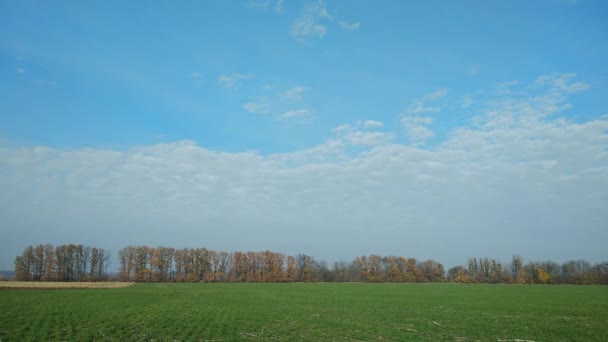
[0,283,607,341]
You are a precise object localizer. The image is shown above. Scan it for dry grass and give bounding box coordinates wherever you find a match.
[0,281,133,289]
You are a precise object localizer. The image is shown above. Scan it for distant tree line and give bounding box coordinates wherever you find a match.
[14,244,109,281]
[115,247,447,283]
[447,256,608,285]
[14,245,608,284]
[117,246,336,282]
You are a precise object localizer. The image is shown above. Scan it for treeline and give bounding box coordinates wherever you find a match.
[116,246,446,283]
[14,245,608,284]
[14,244,109,281]
[447,256,608,285]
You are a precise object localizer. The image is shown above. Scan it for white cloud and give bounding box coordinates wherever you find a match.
[332,120,392,146]
[278,109,310,121]
[218,73,254,88]
[249,0,284,12]
[280,86,308,100]
[1,73,606,267]
[403,116,433,125]
[534,73,589,93]
[403,88,448,116]
[362,120,384,128]
[291,1,361,40]
[244,85,312,118]
[16,67,25,74]
[292,18,327,39]
[424,88,448,101]
[399,88,447,143]
[332,124,353,133]
[191,72,203,79]
[268,139,345,165]
[344,131,394,146]
[243,101,271,114]
[410,101,440,114]
[291,1,331,39]
[334,120,384,133]
[401,116,434,143]
[496,80,520,94]
[339,21,360,31]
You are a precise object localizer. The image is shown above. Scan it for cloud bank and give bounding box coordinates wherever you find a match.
[1,74,607,268]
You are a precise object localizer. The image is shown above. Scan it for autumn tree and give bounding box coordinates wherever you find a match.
[42,244,55,281]
[296,254,315,282]
[15,244,107,282]
[119,246,136,281]
[230,251,249,282]
[418,260,446,282]
[511,255,524,283]
[284,255,297,282]
[447,266,471,283]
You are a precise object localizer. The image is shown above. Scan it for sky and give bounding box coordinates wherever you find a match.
[1,0,607,270]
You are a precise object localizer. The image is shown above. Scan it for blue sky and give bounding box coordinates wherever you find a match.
[1,0,607,269]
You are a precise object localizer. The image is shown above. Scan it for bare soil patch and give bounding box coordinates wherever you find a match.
[0,281,133,289]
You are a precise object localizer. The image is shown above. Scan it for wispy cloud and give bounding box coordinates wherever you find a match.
[191,72,203,79]
[278,109,311,121]
[16,67,25,74]
[534,73,589,93]
[339,21,360,31]
[218,73,254,88]
[409,102,440,114]
[291,1,360,40]
[344,131,394,146]
[245,84,312,117]
[362,120,384,128]
[496,80,520,94]
[248,0,284,12]
[292,1,330,39]
[332,119,385,133]
[332,124,353,133]
[400,116,434,143]
[243,101,271,114]
[398,89,447,143]
[402,88,448,115]
[332,120,392,146]
[424,88,448,101]
[280,86,308,101]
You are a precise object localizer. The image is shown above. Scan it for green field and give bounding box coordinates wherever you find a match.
[1,283,607,341]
